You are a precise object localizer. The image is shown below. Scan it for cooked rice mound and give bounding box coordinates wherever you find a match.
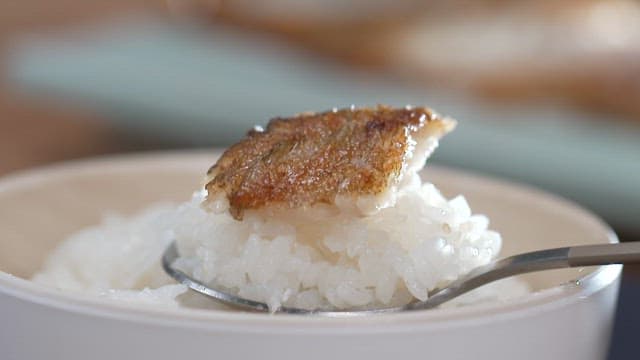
[34,183,515,311]
[175,184,504,310]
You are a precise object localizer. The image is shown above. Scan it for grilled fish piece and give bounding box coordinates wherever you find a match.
[205,105,455,220]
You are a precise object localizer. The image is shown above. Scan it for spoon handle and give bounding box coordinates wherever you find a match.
[568,242,640,267]
[408,242,639,311]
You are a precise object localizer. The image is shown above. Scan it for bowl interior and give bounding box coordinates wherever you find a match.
[0,152,615,300]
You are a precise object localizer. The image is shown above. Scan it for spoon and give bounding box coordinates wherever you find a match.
[162,241,640,317]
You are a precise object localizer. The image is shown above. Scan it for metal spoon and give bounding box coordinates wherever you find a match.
[162,241,640,317]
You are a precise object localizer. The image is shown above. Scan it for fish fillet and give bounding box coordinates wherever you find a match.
[205,105,455,220]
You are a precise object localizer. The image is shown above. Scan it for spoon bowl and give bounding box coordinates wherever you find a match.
[163,241,639,315]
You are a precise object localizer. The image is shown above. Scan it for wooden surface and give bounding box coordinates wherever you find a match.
[0,0,168,176]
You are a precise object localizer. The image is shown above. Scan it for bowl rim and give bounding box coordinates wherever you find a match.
[0,150,622,334]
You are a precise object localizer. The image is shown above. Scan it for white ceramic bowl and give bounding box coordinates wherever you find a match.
[0,152,620,360]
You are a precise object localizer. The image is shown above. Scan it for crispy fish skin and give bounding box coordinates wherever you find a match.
[206,105,454,220]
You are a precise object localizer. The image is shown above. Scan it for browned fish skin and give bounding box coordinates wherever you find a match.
[206,105,451,220]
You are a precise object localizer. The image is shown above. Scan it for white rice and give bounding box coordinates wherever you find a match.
[33,172,529,311]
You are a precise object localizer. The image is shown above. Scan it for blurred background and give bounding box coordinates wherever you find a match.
[0,1,638,358]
